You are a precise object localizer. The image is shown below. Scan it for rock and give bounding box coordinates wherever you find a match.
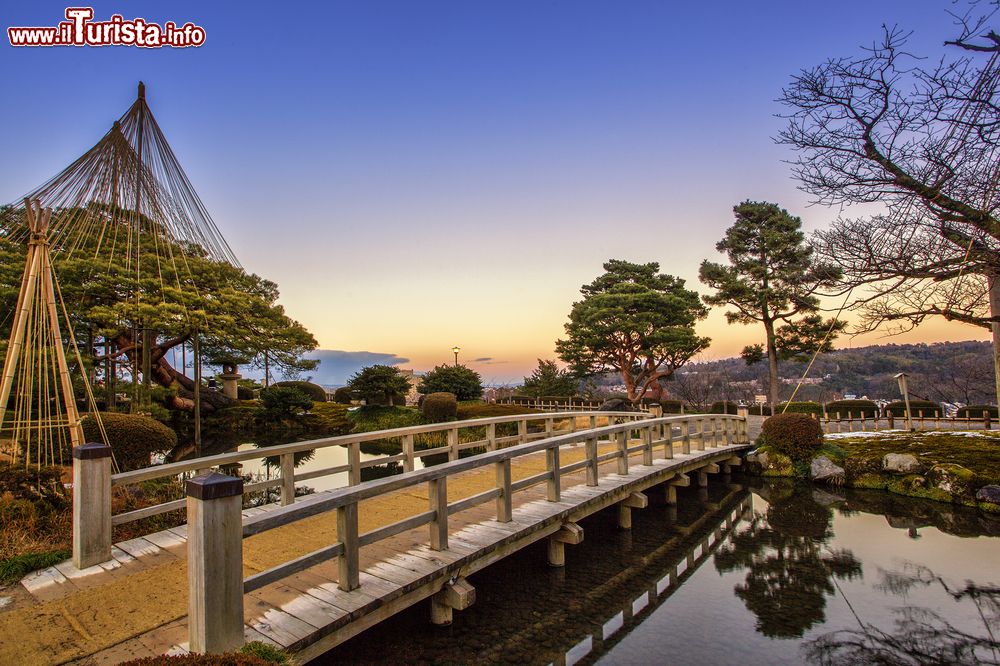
[976,485,1000,504]
[747,448,769,467]
[810,456,845,483]
[926,464,976,501]
[882,453,921,474]
[599,398,628,412]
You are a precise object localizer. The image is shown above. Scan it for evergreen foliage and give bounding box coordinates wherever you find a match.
[417,365,483,400]
[347,365,411,406]
[520,360,577,398]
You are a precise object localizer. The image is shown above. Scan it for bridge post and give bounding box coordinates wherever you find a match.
[618,491,647,529]
[663,421,674,459]
[447,428,459,462]
[429,477,448,551]
[545,417,554,438]
[585,437,599,486]
[681,420,691,454]
[495,459,512,522]
[186,472,244,655]
[348,442,361,485]
[403,434,415,472]
[337,501,360,590]
[518,419,528,444]
[280,453,295,506]
[642,426,653,466]
[546,445,561,501]
[485,423,496,452]
[616,430,628,475]
[696,418,706,451]
[72,442,112,569]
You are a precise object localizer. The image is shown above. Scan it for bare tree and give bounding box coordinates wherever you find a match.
[778,4,1000,402]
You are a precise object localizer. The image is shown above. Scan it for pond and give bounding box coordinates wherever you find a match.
[315,478,1000,665]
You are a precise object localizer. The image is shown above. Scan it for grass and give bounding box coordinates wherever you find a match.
[828,431,1000,486]
[0,550,68,585]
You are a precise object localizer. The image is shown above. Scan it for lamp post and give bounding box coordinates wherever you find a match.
[894,372,913,431]
[452,346,460,367]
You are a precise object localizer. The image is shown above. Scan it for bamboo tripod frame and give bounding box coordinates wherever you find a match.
[0,199,85,464]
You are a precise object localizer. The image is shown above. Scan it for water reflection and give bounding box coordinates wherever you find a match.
[806,563,1000,665]
[714,481,862,638]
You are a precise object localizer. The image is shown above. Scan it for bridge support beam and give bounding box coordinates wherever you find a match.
[548,522,584,567]
[665,473,690,506]
[430,577,476,626]
[697,463,720,488]
[618,491,648,529]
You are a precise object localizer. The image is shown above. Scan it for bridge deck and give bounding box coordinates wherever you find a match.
[53,439,747,664]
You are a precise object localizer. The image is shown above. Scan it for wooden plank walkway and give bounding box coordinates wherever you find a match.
[59,438,748,664]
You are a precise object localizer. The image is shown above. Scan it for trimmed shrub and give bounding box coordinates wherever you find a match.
[776,401,823,416]
[259,386,313,417]
[825,399,878,419]
[709,401,739,415]
[422,392,458,422]
[333,387,354,404]
[120,655,270,666]
[759,413,823,462]
[271,380,327,402]
[82,412,178,472]
[237,385,256,401]
[457,402,537,419]
[956,405,998,419]
[884,400,943,418]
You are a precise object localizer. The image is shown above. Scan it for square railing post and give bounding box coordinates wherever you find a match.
[187,472,244,655]
[72,442,113,569]
[280,453,295,506]
[585,437,599,486]
[447,427,459,462]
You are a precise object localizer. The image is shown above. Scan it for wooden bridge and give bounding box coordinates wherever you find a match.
[21,410,750,664]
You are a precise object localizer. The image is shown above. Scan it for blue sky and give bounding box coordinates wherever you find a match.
[1,1,987,383]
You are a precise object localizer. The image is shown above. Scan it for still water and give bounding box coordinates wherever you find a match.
[317,478,1000,666]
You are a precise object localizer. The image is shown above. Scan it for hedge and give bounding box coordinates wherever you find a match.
[956,404,998,419]
[237,385,256,401]
[777,401,823,416]
[82,412,178,472]
[884,400,943,418]
[824,399,878,419]
[333,387,354,404]
[271,381,327,402]
[709,401,739,415]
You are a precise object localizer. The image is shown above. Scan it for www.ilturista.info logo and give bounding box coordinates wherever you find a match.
[8,7,205,48]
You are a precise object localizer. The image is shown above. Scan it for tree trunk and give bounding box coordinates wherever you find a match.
[989,271,1000,406]
[764,319,780,416]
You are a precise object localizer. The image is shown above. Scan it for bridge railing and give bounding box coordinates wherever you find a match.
[183,412,749,652]
[72,410,651,568]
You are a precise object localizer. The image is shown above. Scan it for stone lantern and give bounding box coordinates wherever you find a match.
[219,362,241,400]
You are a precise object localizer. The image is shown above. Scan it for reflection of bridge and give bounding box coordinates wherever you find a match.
[18,411,750,664]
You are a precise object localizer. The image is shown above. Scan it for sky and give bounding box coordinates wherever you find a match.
[0,1,991,384]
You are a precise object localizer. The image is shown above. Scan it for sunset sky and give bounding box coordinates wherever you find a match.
[1,1,990,384]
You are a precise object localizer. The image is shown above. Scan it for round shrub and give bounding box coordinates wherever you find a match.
[759,413,823,462]
[956,404,998,419]
[884,400,942,418]
[777,401,823,416]
[656,399,685,414]
[422,392,457,422]
[237,385,256,401]
[82,412,178,472]
[333,387,354,404]
[417,365,483,400]
[271,380,327,402]
[825,399,878,418]
[259,386,313,417]
[709,401,739,415]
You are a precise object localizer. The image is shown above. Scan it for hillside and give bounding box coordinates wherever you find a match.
[664,340,994,405]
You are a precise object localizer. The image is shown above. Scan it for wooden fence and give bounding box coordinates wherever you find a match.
[817,410,994,434]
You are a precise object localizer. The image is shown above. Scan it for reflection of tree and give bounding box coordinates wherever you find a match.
[715,485,862,638]
[805,563,1000,665]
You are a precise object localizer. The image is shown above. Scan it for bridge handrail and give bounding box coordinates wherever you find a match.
[241,414,742,538]
[111,410,648,487]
